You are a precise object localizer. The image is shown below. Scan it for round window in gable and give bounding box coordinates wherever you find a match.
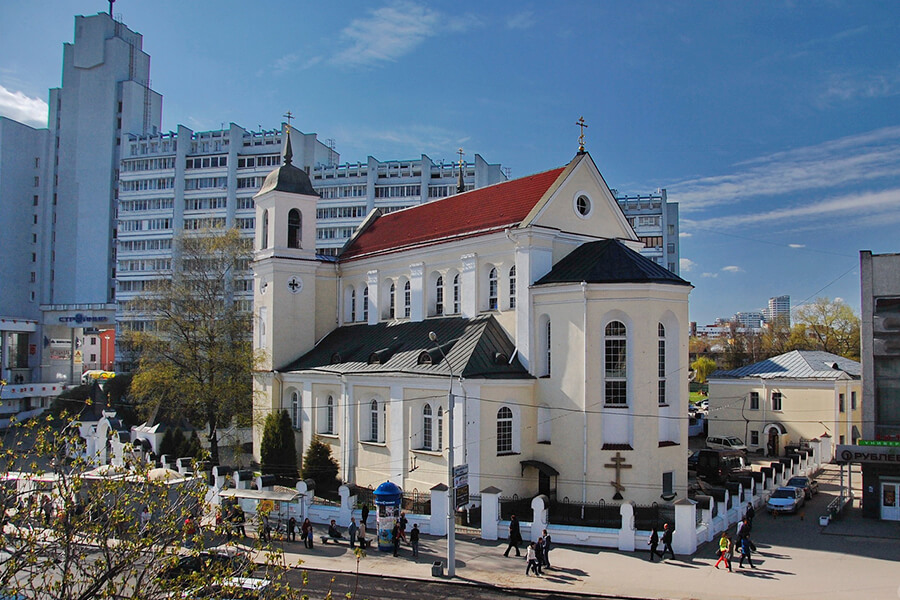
[575,194,592,218]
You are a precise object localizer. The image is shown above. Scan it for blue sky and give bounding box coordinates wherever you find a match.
[2,1,899,326]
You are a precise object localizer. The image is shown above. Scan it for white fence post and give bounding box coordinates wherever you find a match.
[338,484,352,525]
[530,495,548,542]
[480,486,501,541]
[673,498,697,556]
[430,483,448,537]
[617,502,635,551]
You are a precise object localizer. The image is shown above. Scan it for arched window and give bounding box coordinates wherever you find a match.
[453,274,460,314]
[326,395,335,434]
[261,209,269,250]
[436,407,443,451]
[369,399,379,442]
[658,323,666,405]
[362,287,369,321]
[350,289,356,322]
[389,283,396,319]
[291,391,300,430]
[288,209,302,249]
[605,321,627,405]
[497,407,513,454]
[488,267,498,310]
[435,276,444,316]
[423,404,433,450]
[403,281,411,318]
[509,265,517,309]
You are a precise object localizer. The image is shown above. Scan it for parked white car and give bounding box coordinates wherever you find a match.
[706,435,748,453]
[766,486,805,514]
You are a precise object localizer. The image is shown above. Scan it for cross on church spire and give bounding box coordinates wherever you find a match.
[283,111,295,133]
[456,147,465,194]
[576,116,588,153]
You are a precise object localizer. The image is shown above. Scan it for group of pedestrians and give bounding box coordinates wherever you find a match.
[647,522,675,561]
[714,503,757,572]
[503,515,553,576]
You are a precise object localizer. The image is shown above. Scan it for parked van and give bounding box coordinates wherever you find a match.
[705,435,748,453]
[696,449,751,483]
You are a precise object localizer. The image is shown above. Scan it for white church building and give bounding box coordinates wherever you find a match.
[251,136,692,506]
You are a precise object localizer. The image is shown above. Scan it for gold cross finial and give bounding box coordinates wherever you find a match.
[576,116,588,153]
[283,111,295,133]
[457,147,465,167]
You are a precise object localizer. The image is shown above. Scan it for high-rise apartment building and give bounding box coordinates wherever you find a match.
[615,189,680,275]
[763,295,790,324]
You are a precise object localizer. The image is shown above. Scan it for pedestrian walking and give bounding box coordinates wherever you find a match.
[660,522,675,560]
[503,514,522,557]
[542,529,552,568]
[361,504,369,527]
[535,536,546,570]
[410,523,420,557]
[738,533,756,569]
[288,516,297,542]
[348,517,358,548]
[391,521,401,557]
[301,517,314,549]
[745,503,755,525]
[357,520,367,549]
[648,527,661,561]
[140,506,151,538]
[41,495,53,525]
[183,516,197,547]
[398,512,408,543]
[234,506,246,538]
[736,517,751,541]
[714,532,733,572]
[525,543,542,576]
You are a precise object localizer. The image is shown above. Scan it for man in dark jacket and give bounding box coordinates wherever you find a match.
[660,522,675,559]
[503,515,522,557]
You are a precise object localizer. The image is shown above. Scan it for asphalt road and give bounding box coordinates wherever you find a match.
[285,568,632,600]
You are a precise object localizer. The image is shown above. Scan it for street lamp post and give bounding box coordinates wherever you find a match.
[428,331,456,577]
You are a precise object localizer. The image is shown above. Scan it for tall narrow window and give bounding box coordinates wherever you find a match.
[452,274,460,314]
[750,391,759,410]
[291,391,300,430]
[370,399,379,442]
[403,281,411,318]
[350,289,356,322]
[288,209,302,249]
[509,266,517,309]
[605,321,627,405]
[363,287,369,321]
[326,396,335,434]
[261,209,269,249]
[772,391,783,411]
[435,276,444,315]
[423,404,433,450]
[546,319,552,376]
[488,267,498,310]
[389,283,396,319]
[658,323,666,405]
[497,407,513,454]
[437,407,443,451]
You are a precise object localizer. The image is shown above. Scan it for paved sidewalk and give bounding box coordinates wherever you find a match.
[243,500,900,600]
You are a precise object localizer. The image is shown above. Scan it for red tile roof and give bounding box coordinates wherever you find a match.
[340,167,566,261]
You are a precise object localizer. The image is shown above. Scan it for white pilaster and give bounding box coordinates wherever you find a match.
[367,270,379,325]
[460,254,477,318]
[409,262,424,322]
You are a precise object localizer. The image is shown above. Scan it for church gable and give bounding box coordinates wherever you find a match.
[520,153,636,241]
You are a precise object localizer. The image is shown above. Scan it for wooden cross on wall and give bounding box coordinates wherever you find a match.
[604,451,632,500]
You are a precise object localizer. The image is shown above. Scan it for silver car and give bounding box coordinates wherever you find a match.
[766,486,805,514]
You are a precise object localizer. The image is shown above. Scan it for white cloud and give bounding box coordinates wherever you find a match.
[0,84,47,127]
[721,265,742,273]
[701,272,718,278]
[332,122,470,156]
[667,126,900,212]
[506,11,536,30]
[332,1,442,67]
[690,187,900,231]
[679,231,692,238]
[680,258,696,272]
[817,69,900,107]
[788,243,805,249]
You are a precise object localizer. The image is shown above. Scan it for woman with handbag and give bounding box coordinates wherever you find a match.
[714,532,732,572]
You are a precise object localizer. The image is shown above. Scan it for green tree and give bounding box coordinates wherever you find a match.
[260,410,298,482]
[794,297,861,360]
[122,229,260,465]
[691,356,718,384]
[301,436,340,497]
[0,414,304,600]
